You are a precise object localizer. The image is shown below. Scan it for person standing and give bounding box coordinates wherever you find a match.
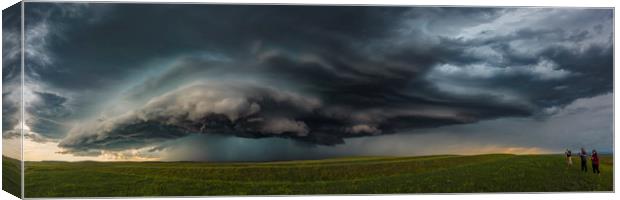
[591,149,600,175]
[579,148,588,172]
[565,149,572,167]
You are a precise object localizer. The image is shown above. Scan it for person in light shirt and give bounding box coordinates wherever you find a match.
[565,149,572,168]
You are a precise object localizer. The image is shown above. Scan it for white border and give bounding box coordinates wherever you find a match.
[1,1,617,200]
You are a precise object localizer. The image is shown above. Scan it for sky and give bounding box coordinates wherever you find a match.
[1,3,614,161]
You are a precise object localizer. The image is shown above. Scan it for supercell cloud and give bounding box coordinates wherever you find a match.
[6,3,613,160]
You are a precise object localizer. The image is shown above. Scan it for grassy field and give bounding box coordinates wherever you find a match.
[8,154,614,197]
[2,156,21,198]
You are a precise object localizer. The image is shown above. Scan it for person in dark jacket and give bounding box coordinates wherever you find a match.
[579,148,588,172]
[591,149,600,175]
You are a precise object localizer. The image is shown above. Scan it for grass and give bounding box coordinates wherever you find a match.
[12,154,614,197]
[2,156,21,198]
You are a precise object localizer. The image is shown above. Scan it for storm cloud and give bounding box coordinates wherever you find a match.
[12,3,613,159]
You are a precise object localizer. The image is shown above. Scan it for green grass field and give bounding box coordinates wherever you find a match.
[6,154,614,197]
[2,156,21,198]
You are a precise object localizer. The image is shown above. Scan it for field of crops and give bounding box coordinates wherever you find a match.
[4,154,613,197]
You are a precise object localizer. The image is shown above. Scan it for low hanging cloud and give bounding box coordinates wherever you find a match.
[431,59,571,80]
[260,118,310,136]
[59,81,325,153]
[59,79,491,154]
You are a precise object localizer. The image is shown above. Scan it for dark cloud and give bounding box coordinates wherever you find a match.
[3,3,22,136]
[25,4,410,90]
[2,92,18,132]
[16,4,613,157]
[25,91,72,139]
